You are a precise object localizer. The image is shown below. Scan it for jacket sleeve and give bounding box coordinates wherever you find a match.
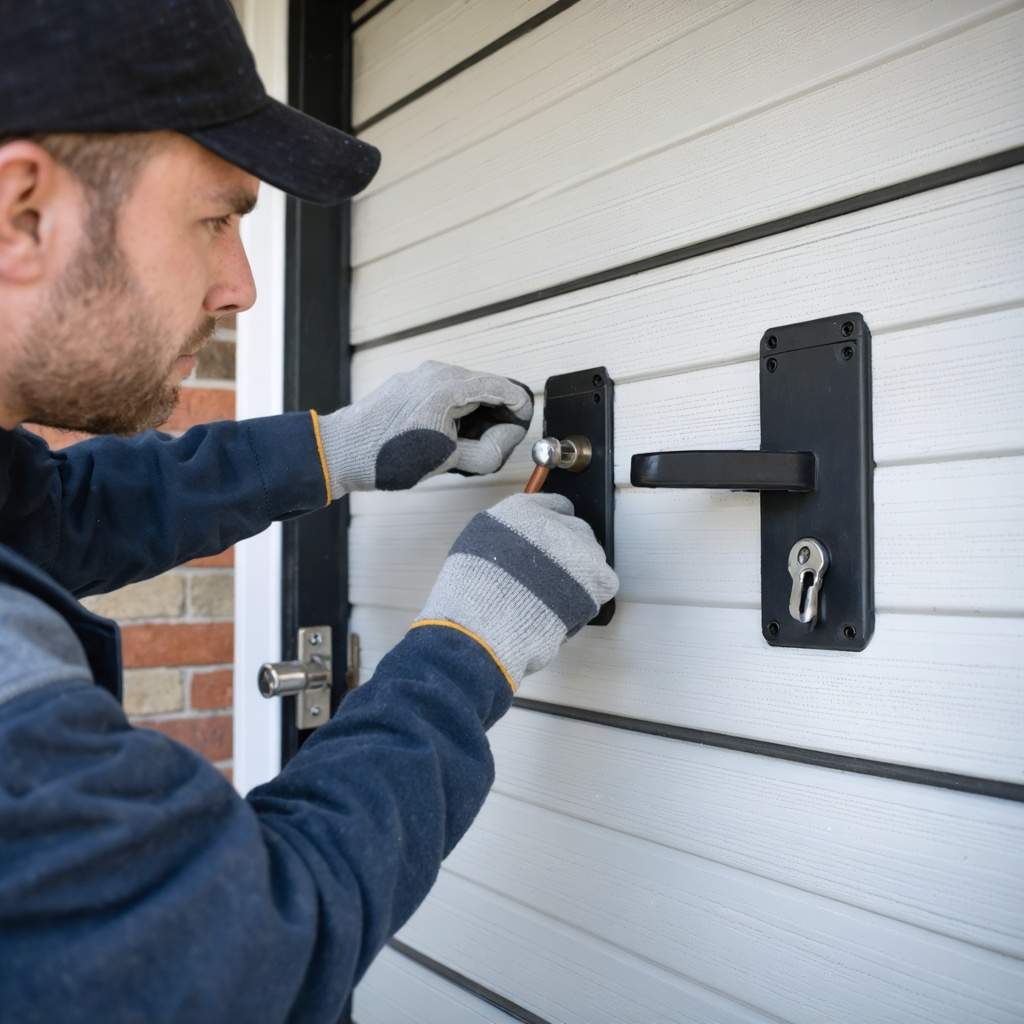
[0,592,513,1023]
[0,412,330,596]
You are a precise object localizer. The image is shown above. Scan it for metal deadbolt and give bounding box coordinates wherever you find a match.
[787,539,829,626]
[258,625,332,730]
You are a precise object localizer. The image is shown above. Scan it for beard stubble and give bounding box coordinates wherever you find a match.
[15,214,216,435]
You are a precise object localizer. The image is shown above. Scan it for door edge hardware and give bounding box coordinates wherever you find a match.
[536,367,615,626]
[629,313,874,652]
[258,625,333,730]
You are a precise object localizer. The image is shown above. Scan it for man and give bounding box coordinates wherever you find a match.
[0,2,618,1021]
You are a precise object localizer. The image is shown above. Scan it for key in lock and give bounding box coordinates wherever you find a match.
[787,538,829,626]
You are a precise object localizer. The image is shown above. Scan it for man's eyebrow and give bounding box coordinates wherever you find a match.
[208,188,258,216]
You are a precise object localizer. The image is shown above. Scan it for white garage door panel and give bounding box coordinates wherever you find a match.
[350,604,1024,780]
[397,872,776,1024]
[355,946,518,1024]
[358,0,747,197]
[349,455,1024,613]
[351,7,1024,341]
[352,0,551,127]
[352,166,1024,397]
[427,793,1024,1024]
[484,711,1024,957]
[353,0,1004,265]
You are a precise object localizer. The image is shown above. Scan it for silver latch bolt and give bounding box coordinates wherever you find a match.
[787,538,829,626]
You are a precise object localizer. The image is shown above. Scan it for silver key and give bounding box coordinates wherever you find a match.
[787,538,829,626]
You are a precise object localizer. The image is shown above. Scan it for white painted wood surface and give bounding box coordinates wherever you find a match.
[352,0,551,126]
[412,791,1024,1024]
[351,0,1024,1019]
[352,602,1024,781]
[352,2,1024,341]
[353,166,1024,397]
[355,946,518,1023]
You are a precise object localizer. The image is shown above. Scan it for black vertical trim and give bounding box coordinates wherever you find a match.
[283,7,356,1018]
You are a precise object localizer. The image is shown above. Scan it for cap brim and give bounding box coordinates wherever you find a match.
[189,98,381,204]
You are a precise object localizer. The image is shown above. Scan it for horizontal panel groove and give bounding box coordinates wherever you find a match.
[356,144,1024,348]
[512,698,1024,803]
[352,0,396,31]
[388,940,550,1024]
[354,0,582,133]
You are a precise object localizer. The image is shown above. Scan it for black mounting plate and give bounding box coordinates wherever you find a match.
[760,314,874,650]
[542,367,615,626]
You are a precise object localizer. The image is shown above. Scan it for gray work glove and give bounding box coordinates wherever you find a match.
[412,493,620,690]
[317,361,533,495]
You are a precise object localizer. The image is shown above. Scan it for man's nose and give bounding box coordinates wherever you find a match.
[204,236,257,316]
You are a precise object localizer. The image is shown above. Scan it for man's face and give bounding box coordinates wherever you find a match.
[15,134,258,434]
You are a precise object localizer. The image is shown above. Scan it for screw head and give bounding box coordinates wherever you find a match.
[309,705,321,717]
[766,357,778,373]
[308,632,322,647]
[593,392,602,403]
[842,624,857,640]
[842,320,855,337]
[797,546,810,564]
[592,373,603,387]
[767,620,781,638]
[842,345,855,361]
[766,334,778,349]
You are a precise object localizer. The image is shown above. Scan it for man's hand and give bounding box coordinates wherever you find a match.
[413,493,620,690]
[318,361,533,495]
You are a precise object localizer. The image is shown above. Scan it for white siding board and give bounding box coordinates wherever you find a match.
[353,0,1007,263]
[349,456,1024,614]
[355,0,750,197]
[355,946,518,1023]
[485,711,1024,958]
[426,793,1024,1024]
[352,166,1024,397]
[352,0,551,127]
[352,6,1024,341]
[351,603,1024,780]
[398,871,777,1024]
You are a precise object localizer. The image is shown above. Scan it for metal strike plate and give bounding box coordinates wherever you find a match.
[760,315,873,650]
[541,367,615,625]
[295,626,332,728]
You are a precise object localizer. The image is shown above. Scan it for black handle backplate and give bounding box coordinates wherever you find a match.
[629,313,874,651]
[542,366,615,626]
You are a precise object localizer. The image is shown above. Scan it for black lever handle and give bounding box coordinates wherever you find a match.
[630,450,816,492]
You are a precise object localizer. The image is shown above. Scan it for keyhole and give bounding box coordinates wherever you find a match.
[798,569,815,618]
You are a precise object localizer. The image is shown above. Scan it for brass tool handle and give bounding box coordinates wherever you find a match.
[524,465,550,493]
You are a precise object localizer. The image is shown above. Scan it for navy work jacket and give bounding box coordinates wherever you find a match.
[0,415,510,1023]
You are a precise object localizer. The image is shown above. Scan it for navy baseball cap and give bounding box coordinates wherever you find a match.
[0,0,381,204]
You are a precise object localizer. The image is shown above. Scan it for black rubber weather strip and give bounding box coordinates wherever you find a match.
[357,144,1024,350]
[513,698,1024,804]
[352,0,396,32]
[353,0,583,133]
[388,940,551,1024]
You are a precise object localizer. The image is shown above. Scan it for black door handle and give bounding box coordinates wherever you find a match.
[630,450,816,492]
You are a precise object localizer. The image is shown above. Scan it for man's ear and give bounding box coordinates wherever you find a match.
[0,141,68,285]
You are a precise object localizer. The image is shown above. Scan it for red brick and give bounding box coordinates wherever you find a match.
[185,547,234,569]
[122,622,233,668]
[192,668,233,710]
[164,387,235,433]
[23,424,93,450]
[142,715,232,762]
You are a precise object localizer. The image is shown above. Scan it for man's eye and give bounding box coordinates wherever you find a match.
[207,214,233,235]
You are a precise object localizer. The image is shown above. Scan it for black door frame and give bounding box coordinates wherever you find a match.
[281,0,354,765]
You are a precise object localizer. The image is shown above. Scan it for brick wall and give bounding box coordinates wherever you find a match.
[27,318,239,781]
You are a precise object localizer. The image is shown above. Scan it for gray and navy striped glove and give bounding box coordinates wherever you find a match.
[317,361,533,495]
[412,493,619,690]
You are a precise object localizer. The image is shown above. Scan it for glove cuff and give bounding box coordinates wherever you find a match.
[317,405,375,497]
[418,552,575,688]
